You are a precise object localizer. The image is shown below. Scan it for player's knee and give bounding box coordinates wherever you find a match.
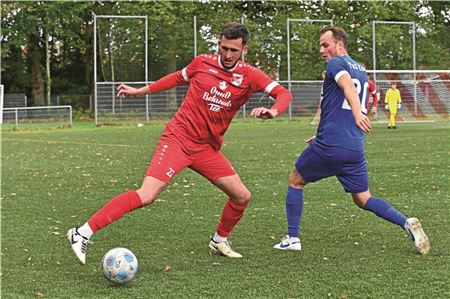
[288,170,305,189]
[351,192,370,209]
[136,190,156,205]
[232,189,251,206]
[137,186,164,205]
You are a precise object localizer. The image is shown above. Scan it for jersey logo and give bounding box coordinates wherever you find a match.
[231,74,243,86]
[208,104,222,112]
[219,80,227,90]
[166,167,175,178]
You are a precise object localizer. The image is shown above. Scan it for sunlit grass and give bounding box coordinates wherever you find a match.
[2,121,449,298]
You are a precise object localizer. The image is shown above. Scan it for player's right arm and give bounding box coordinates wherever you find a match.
[116,72,188,98]
[116,55,203,98]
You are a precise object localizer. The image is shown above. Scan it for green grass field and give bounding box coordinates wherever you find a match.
[2,120,449,298]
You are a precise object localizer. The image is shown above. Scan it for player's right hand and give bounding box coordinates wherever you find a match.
[116,84,137,98]
[355,114,371,133]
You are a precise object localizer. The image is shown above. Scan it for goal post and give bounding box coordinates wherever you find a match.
[367,70,450,122]
[287,18,332,121]
[93,14,148,125]
[0,84,4,124]
[2,105,73,128]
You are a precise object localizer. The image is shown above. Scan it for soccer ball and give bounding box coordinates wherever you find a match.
[101,247,139,285]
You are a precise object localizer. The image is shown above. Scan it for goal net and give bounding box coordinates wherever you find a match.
[368,70,450,122]
[2,106,73,129]
[94,15,147,125]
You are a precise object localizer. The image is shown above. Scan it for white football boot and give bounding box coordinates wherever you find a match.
[67,228,92,264]
[209,239,243,258]
[404,218,430,255]
[273,235,301,251]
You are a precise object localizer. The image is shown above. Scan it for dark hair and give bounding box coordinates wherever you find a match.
[221,22,250,44]
[320,26,348,50]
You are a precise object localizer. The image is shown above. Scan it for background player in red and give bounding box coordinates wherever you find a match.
[368,78,379,115]
[67,22,292,263]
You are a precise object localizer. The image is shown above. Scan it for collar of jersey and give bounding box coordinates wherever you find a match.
[218,56,240,72]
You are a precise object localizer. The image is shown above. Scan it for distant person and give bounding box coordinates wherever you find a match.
[384,81,402,129]
[67,22,292,264]
[368,77,379,115]
[273,26,430,256]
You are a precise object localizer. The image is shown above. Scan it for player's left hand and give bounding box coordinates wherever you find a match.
[250,107,278,119]
[371,107,377,115]
[398,103,401,109]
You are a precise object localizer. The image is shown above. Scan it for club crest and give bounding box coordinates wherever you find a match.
[231,74,244,86]
[219,80,227,90]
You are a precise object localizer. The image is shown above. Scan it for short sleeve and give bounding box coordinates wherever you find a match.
[249,67,278,93]
[326,57,349,82]
[181,55,204,81]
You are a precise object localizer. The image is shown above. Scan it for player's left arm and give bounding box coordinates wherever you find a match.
[337,74,371,132]
[251,84,292,119]
[249,69,292,119]
[370,82,379,114]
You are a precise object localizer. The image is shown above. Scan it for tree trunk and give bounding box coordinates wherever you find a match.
[30,35,45,106]
[45,31,52,106]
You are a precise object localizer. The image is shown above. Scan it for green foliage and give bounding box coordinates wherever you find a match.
[1,1,449,98]
[1,121,449,298]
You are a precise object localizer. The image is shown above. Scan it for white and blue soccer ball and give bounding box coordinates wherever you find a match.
[101,247,139,285]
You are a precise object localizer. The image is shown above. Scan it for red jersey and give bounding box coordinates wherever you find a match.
[163,54,286,150]
[368,80,378,108]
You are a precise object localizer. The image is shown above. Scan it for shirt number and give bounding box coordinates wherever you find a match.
[342,78,368,114]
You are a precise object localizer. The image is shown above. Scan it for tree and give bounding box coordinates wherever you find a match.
[1,2,91,104]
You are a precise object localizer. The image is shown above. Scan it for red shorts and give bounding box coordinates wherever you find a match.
[146,130,236,183]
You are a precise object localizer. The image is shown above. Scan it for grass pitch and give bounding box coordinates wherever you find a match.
[1,120,449,298]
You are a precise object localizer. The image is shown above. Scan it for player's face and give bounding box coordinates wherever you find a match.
[319,31,344,62]
[218,37,248,69]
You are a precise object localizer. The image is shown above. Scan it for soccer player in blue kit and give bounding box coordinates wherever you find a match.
[273,27,430,255]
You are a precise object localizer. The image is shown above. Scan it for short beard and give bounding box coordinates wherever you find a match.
[221,57,238,70]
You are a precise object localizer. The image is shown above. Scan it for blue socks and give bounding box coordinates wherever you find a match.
[286,186,304,238]
[364,196,407,227]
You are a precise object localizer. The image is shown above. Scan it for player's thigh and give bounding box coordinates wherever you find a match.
[336,152,368,193]
[295,142,339,182]
[190,150,250,203]
[145,134,192,183]
[190,149,236,182]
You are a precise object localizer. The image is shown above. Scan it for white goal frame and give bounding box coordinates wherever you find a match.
[93,14,148,126]
[0,84,4,124]
[286,18,333,120]
[2,105,73,128]
[367,69,449,121]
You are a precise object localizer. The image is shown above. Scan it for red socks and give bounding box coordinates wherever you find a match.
[88,190,143,232]
[216,199,248,237]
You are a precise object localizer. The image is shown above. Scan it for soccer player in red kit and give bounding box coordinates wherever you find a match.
[368,79,379,115]
[67,22,292,264]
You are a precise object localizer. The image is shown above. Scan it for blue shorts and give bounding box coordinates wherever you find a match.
[295,141,368,193]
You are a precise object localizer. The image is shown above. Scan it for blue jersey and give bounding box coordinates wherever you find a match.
[316,55,368,152]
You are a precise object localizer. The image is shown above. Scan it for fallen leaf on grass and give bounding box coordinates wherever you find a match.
[163,264,172,272]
